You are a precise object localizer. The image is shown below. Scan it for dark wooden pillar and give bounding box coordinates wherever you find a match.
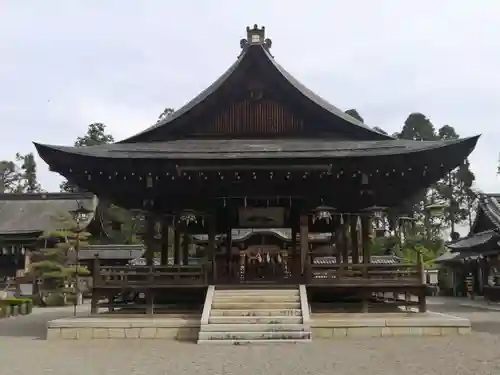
[144,213,156,316]
[341,215,349,264]
[173,216,181,265]
[360,215,371,312]
[226,224,233,278]
[182,232,189,265]
[350,215,360,264]
[417,251,427,312]
[90,255,100,315]
[160,216,170,266]
[334,216,342,265]
[299,214,309,277]
[361,216,371,264]
[291,211,299,278]
[207,213,216,283]
[145,213,156,266]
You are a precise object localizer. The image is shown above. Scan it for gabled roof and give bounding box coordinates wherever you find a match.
[120,26,393,143]
[446,229,500,252]
[0,193,98,236]
[470,193,500,234]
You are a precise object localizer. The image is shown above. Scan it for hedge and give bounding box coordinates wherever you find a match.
[0,298,33,318]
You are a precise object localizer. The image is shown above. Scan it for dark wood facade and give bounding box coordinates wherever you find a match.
[34,25,479,314]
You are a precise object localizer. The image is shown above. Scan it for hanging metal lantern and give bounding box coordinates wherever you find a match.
[179,209,199,226]
[311,206,336,224]
[425,203,447,218]
[362,206,386,219]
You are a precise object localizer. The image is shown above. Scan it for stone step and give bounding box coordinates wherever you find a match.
[200,323,306,332]
[198,330,312,341]
[211,302,301,310]
[215,289,299,296]
[213,295,300,303]
[210,308,302,317]
[208,315,303,324]
[198,338,312,345]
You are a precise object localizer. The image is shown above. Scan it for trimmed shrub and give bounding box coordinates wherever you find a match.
[44,293,66,307]
[0,298,34,317]
[0,304,11,318]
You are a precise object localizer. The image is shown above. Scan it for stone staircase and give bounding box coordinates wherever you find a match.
[197,285,311,344]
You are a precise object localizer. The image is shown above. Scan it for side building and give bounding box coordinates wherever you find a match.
[0,192,97,290]
[436,193,500,299]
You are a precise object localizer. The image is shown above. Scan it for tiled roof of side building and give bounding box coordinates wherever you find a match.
[0,193,97,235]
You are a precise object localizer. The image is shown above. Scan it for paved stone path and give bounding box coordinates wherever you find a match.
[0,298,499,375]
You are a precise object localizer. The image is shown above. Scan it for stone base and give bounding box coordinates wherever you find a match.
[311,311,471,338]
[46,316,200,341]
[46,311,471,341]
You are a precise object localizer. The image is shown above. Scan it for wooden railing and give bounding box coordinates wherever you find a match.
[94,264,208,287]
[306,263,422,285]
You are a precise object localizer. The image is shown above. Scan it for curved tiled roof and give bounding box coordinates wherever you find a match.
[34,136,480,161]
[0,193,97,235]
[119,43,392,143]
[446,229,500,251]
[476,194,500,229]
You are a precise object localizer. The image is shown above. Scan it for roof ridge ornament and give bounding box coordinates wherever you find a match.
[240,24,272,56]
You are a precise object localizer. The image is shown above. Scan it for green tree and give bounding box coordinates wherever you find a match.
[345,108,364,123]
[0,160,20,193]
[15,152,42,193]
[157,107,175,123]
[74,123,115,146]
[30,212,91,299]
[393,114,476,240]
[60,123,115,192]
[373,126,388,135]
[397,112,437,141]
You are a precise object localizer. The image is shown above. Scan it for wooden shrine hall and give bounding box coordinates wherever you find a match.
[34,25,479,314]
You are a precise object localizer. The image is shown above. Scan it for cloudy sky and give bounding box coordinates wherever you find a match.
[1,0,499,197]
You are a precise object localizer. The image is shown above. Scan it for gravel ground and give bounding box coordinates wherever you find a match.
[0,299,499,375]
[1,335,499,375]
